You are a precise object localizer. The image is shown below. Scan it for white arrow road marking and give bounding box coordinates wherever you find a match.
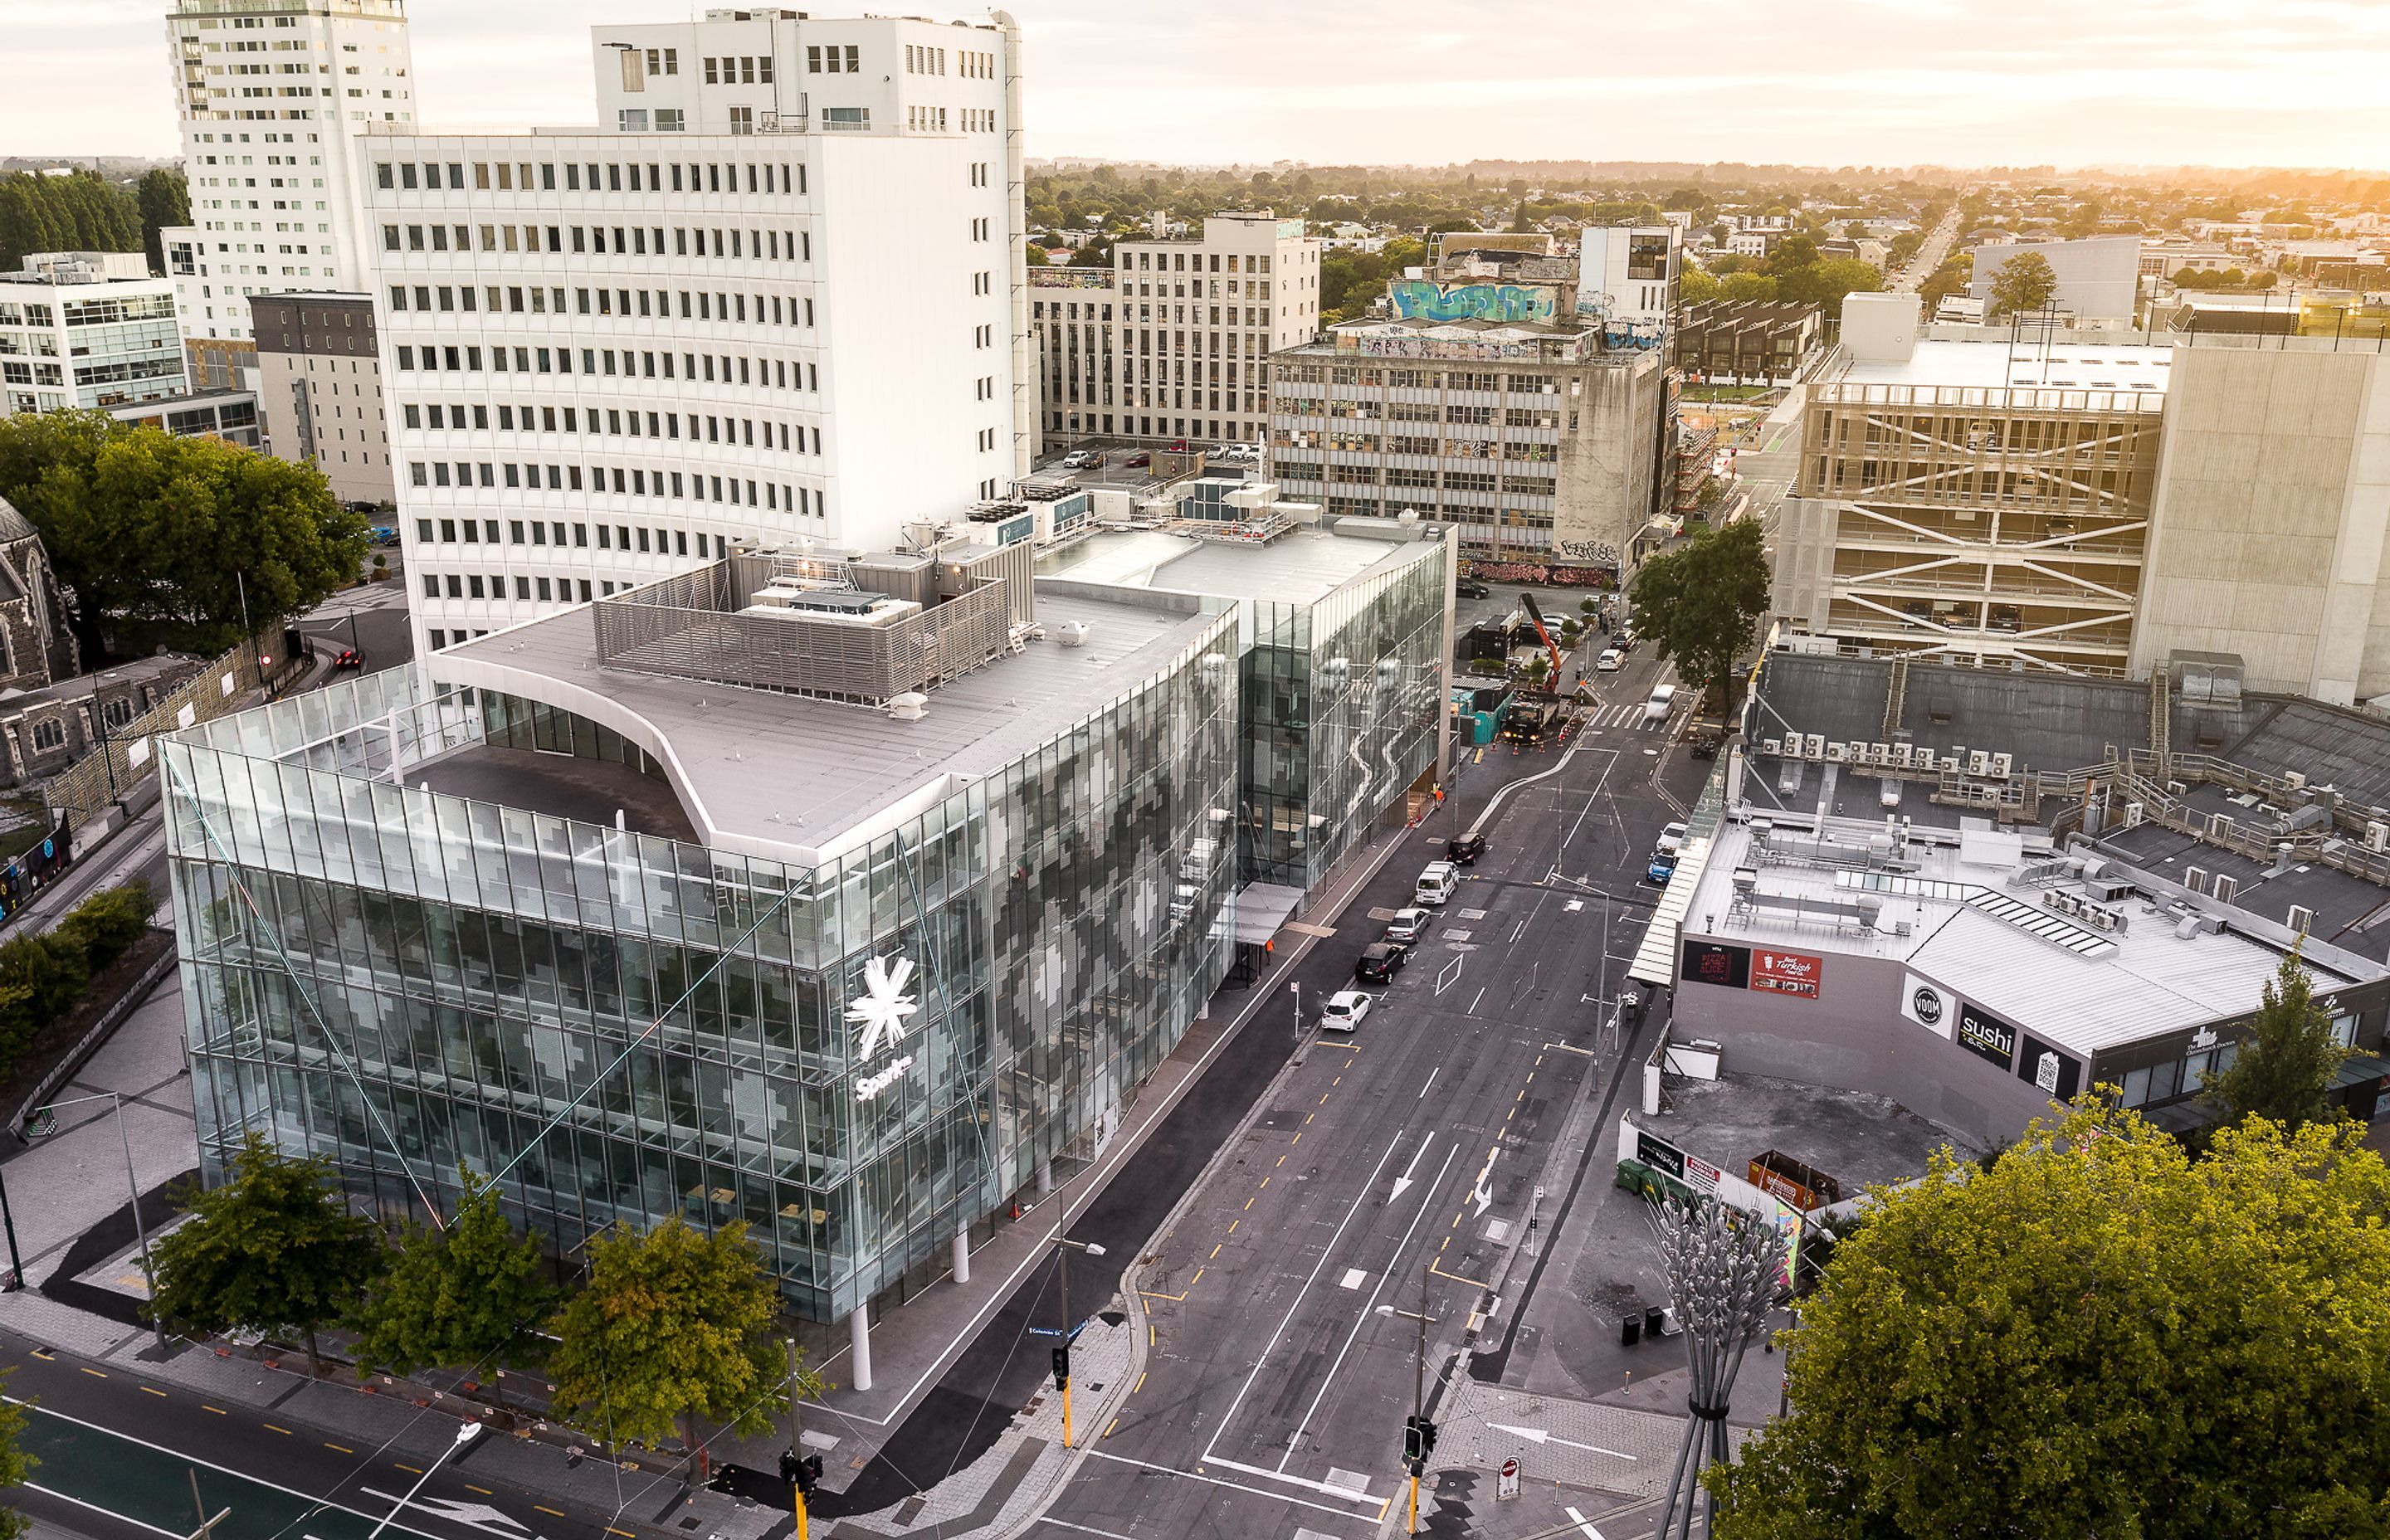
[1391,1135,1436,1202]
[1485,1423,1637,1460]
[1472,1146,1502,1217]
[358,1489,538,1539]
[1564,1505,1607,1538]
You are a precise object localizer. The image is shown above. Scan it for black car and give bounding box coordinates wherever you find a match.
[1455,578,1490,599]
[1447,831,1486,865]
[1355,942,1408,982]
[331,648,363,670]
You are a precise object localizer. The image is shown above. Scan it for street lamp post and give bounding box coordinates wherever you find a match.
[1051,1232,1105,1448]
[0,1163,23,1290]
[32,1091,164,1352]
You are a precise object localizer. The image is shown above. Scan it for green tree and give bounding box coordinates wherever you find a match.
[1710,1106,2390,1539]
[547,1219,821,1472]
[1630,517,1768,705]
[0,1385,31,1540]
[1719,271,1777,304]
[2200,948,2352,1134]
[1066,240,1110,268]
[0,172,142,273]
[135,169,188,275]
[149,1133,387,1370]
[0,412,367,658]
[1987,249,2059,318]
[1678,265,1721,306]
[1918,251,1973,314]
[352,1170,556,1407]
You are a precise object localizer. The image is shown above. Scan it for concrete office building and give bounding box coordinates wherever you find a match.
[249,291,393,504]
[1270,314,1669,573]
[1968,235,2141,323]
[160,0,417,361]
[363,10,1027,655]
[1103,212,1321,448]
[1574,223,1682,340]
[105,388,263,449]
[1027,266,1114,443]
[0,252,188,415]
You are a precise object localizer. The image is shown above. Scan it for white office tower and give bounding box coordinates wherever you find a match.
[161,0,417,344]
[363,9,1028,652]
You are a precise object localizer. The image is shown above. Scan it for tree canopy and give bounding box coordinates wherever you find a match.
[0,1387,28,1540]
[547,1218,819,1464]
[1988,249,2059,318]
[0,410,368,658]
[0,172,142,274]
[2200,948,2352,1134]
[1710,1106,2390,1539]
[1629,519,1769,704]
[148,1133,387,1368]
[352,1169,556,1406]
[136,168,189,275]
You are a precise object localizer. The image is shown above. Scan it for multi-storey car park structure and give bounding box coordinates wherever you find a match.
[362,9,1028,655]
[161,515,1447,1336]
[160,0,417,365]
[1773,294,2170,675]
[0,252,188,416]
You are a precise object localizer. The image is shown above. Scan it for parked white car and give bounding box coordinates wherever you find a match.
[1320,990,1373,1031]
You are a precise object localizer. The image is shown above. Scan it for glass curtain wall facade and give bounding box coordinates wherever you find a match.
[162,618,1239,1321]
[1242,543,1449,887]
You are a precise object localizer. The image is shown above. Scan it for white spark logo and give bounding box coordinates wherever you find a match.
[846,956,919,1061]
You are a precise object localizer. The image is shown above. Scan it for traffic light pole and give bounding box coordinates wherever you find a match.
[1057,1232,1071,1450]
[1411,1260,1427,1535]
[785,1338,809,1540]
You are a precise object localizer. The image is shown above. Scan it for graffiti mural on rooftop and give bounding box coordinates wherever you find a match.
[1389,280,1558,324]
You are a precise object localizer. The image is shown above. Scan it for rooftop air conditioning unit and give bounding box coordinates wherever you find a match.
[2284,771,2307,791]
[1968,750,1990,777]
[1804,733,1825,759]
[2123,802,2144,828]
[2287,904,2317,937]
[1763,738,1783,756]
[1990,752,2013,779]
[2207,812,2234,840]
[2183,866,2208,894]
[2368,821,2389,853]
[2211,875,2239,903]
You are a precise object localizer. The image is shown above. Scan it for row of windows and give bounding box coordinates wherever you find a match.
[401,400,817,454]
[376,158,801,198]
[391,283,815,329]
[393,343,817,396]
[407,459,819,517]
[1117,250,1275,275]
[703,54,772,85]
[381,220,808,261]
[414,516,728,553]
[1275,365,1560,392]
[1280,462,1558,496]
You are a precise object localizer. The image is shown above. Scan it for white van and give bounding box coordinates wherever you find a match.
[1642,685,1678,724]
[1413,861,1459,906]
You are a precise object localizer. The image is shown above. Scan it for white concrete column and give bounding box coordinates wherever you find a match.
[849,1306,873,1393]
[952,1232,971,1286]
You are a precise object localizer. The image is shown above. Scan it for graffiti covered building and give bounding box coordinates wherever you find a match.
[1268,312,1671,571]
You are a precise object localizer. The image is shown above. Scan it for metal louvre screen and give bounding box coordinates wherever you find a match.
[593,554,1018,704]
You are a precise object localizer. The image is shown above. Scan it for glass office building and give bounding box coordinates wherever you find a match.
[1041,510,1452,890]
[162,566,1240,1323]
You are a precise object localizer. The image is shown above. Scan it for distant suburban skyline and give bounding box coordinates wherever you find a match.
[3,0,2388,173]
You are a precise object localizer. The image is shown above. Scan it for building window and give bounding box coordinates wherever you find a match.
[729,106,753,135]
[29,719,64,754]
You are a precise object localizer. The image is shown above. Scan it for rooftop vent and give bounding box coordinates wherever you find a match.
[887,692,929,721]
[1056,621,1093,647]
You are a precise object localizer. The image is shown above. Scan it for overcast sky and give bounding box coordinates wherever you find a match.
[6,0,2387,171]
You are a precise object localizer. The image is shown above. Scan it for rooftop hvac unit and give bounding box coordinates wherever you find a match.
[1056,621,1093,647]
[2368,821,2389,853]
[1826,741,1848,763]
[2167,780,2188,797]
[2184,866,2208,894]
[2207,812,2234,840]
[2285,770,2307,791]
[1968,750,1990,777]
[2123,802,2144,828]
[886,691,929,721]
[2212,875,2240,903]
[1990,752,2013,779]
[1804,733,1825,760]
[1763,738,1783,756]
[2287,904,2317,937]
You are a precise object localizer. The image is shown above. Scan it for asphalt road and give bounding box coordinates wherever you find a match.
[1,1327,617,1540]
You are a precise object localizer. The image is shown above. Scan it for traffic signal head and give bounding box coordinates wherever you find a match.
[796,1455,823,1494]
[779,1448,800,1484]
[1420,1416,1438,1456]
[1051,1346,1070,1390]
[1403,1416,1426,1461]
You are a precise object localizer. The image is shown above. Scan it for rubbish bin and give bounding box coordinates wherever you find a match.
[1644,1306,1667,1339]
[1619,1313,1641,1347]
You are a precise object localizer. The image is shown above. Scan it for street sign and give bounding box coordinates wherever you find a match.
[1497,1458,1521,1500]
